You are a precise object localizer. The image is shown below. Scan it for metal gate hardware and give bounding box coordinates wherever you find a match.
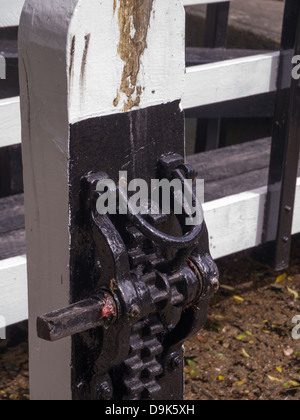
[37,154,219,400]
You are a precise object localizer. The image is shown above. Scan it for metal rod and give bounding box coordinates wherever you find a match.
[37,293,117,342]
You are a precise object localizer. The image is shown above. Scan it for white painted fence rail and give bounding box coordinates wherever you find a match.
[0,0,25,28]
[182,0,229,5]
[0,97,21,148]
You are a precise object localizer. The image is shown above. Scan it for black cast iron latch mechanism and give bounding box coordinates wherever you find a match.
[37,154,219,400]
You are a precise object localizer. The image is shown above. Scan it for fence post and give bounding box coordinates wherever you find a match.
[257,0,300,270]
[19,0,218,400]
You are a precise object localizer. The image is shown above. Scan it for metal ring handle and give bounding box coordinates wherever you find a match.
[118,168,204,249]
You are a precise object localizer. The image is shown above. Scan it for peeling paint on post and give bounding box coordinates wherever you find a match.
[115,0,154,111]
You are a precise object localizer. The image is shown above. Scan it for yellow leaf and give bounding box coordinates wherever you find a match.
[276,273,287,283]
[287,277,294,282]
[276,367,283,374]
[242,348,251,358]
[218,376,225,381]
[287,380,300,387]
[267,375,283,383]
[287,287,299,301]
[233,381,245,387]
[233,296,244,303]
[237,334,247,341]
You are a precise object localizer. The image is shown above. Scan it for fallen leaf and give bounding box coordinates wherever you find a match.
[287,287,299,301]
[276,273,287,283]
[220,285,235,292]
[237,334,247,341]
[189,369,200,376]
[268,375,283,383]
[242,348,251,358]
[187,359,197,367]
[233,381,245,387]
[218,376,225,381]
[233,296,244,303]
[284,347,294,357]
[287,380,300,387]
[276,367,283,374]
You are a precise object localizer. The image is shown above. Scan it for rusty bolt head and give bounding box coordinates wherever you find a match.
[129,305,141,319]
[210,277,220,293]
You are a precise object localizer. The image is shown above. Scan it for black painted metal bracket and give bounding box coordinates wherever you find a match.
[37,152,219,400]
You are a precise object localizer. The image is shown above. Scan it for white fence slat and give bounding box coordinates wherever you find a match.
[0,0,25,28]
[0,256,28,327]
[0,97,21,148]
[183,52,280,109]
[182,0,230,6]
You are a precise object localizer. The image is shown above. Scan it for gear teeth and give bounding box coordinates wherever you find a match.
[141,360,164,379]
[170,289,184,306]
[128,248,147,267]
[124,356,144,376]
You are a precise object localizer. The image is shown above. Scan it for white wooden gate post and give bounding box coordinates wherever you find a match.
[19,0,185,400]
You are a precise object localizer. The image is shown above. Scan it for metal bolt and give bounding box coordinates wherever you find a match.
[95,382,113,400]
[282,236,289,244]
[129,305,141,319]
[284,205,292,212]
[168,352,182,371]
[210,277,220,293]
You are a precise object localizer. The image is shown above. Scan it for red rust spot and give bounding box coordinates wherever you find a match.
[101,294,117,320]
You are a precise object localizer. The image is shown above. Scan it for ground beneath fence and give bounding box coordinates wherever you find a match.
[1,235,300,401]
[185,235,300,401]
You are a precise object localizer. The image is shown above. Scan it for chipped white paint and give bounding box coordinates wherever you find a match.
[67,0,185,124]
[0,0,25,28]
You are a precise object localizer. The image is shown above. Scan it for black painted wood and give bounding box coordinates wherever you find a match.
[185,92,276,119]
[196,2,230,152]
[186,47,270,67]
[0,194,25,261]
[0,145,24,198]
[188,138,272,182]
[204,2,230,49]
